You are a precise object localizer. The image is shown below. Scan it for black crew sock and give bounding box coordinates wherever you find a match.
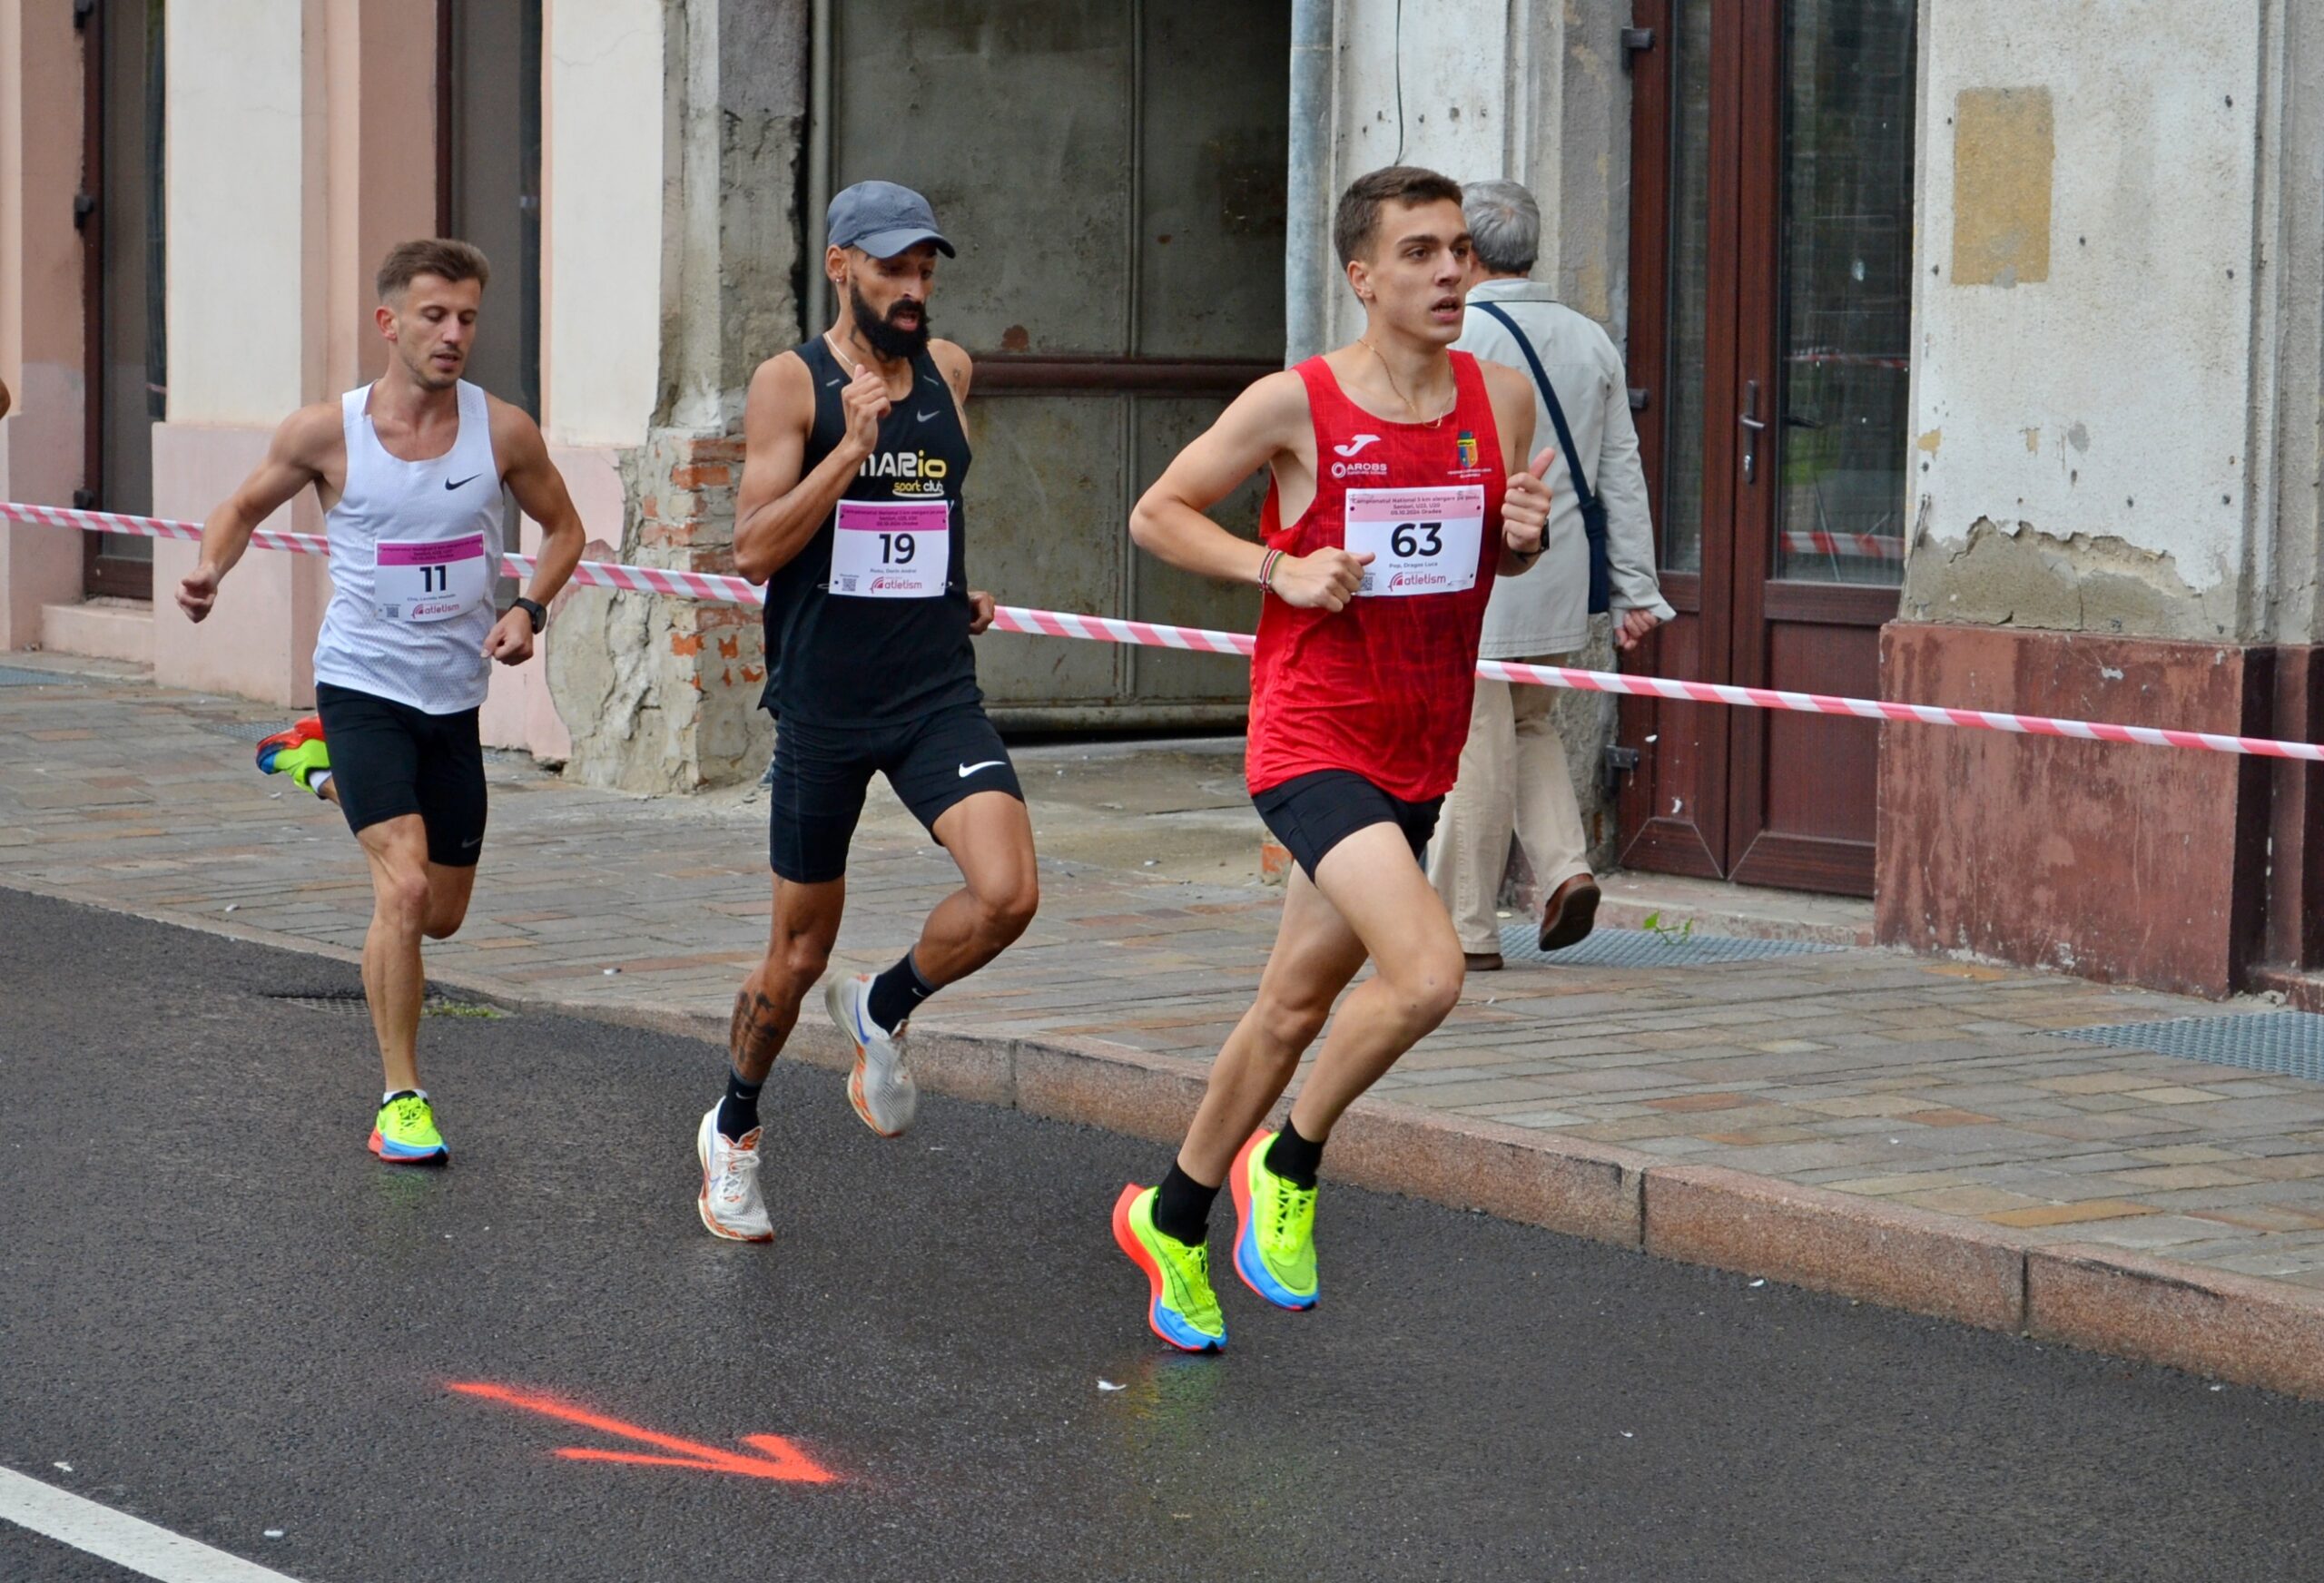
[1265,1119,1325,1189]
[716,1067,764,1140]
[1153,1162,1222,1246]
[865,949,938,1034]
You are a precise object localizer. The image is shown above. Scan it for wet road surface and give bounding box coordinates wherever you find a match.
[5,888,2324,1581]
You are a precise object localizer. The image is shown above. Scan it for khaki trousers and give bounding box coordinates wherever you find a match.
[1426,657,1592,955]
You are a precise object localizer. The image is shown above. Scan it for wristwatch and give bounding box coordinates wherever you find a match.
[511,596,547,634]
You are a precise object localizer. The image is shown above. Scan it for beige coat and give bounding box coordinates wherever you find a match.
[1457,278,1673,659]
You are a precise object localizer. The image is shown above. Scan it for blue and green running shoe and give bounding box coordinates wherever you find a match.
[1229,1129,1319,1310]
[1112,1185,1226,1352]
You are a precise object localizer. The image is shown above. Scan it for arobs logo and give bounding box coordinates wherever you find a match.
[1331,432,1387,480]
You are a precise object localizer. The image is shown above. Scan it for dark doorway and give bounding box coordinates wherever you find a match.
[1620,0,1916,896]
[437,0,542,419]
[78,0,166,601]
[817,0,1289,725]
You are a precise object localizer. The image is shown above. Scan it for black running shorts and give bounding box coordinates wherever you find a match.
[768,703,1025,884]
[1253,769,1443,882]
[314,682,488,868]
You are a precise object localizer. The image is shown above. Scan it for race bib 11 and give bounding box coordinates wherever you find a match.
[831,500,951,598]
[375,532,490,624]
[1344,486,1486,597]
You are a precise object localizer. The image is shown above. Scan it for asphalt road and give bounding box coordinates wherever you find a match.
[5,886,2324,1582]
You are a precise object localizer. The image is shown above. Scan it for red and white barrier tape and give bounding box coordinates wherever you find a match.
[1779,530,1906,562]
[9,499,2321,764]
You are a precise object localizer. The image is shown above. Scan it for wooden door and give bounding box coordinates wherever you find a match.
[1620,0,1915,898]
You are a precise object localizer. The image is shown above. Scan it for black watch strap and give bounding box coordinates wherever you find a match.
[512,596,547,634]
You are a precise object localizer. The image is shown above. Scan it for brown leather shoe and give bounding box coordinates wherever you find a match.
[1464,951,1504,972]
[1537,874,1602,953]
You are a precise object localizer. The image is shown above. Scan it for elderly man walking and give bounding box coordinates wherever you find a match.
[1429,180,1674,969]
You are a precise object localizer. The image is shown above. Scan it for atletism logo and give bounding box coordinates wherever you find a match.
[1454,431,1479,468]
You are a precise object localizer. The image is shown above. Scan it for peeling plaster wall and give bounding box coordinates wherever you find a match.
[1906,0,2265,640]
[550,0,805,793]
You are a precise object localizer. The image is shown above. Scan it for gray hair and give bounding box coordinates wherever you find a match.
[1464,180,1540,277]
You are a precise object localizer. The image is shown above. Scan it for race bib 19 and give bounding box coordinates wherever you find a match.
[831,501,951,598]
[375,532,490,624]
[1344,486,1486,597]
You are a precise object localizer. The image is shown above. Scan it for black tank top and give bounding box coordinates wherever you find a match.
[760,337,980,725]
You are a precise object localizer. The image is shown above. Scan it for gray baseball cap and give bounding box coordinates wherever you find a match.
[827,181,956,261]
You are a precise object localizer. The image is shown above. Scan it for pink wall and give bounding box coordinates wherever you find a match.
[141,2,458,711]
[478,445,622,760]
[0,0,94,648]
[150,424,332,705]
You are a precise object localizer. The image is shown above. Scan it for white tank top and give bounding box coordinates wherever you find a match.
[311,380,505,714]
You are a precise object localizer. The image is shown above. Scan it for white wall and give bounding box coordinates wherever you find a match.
[165,0,310,425]
[1910,0,2262,609]
[1318,0,1623,343]
[1325,0,1526,345]
[541,0,665,448]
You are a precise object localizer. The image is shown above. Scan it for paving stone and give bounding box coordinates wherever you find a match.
[17,667,2324,1312]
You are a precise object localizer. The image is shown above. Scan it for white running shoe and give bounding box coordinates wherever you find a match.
[825,973,920,1137]
[696,1104,773,1242]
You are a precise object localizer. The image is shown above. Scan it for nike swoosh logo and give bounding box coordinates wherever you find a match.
[1332,435,1383,458]
[445,474,482,490]
[916,408,941,422]
[957,761,1004,778]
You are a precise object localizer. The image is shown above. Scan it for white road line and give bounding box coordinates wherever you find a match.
[0,1468,308,1583]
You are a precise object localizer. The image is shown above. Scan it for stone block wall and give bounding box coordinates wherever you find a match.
[552,432,770,793]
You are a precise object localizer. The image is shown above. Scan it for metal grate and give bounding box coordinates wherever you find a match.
[261,988,506,1019]
[1499,923,1844,969]
[0,665,80,687]
[2058,1012,2324,1082]
[196,720,282,742]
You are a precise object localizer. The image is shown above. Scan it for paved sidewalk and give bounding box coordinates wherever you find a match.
[12,655,2324,1387]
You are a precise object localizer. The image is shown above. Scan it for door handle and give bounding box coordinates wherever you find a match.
[1738,379,1764,483]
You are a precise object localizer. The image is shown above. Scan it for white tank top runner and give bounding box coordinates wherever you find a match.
[311,380,505,715]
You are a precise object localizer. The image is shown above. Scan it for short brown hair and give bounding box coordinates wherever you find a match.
[1333,166,1463,267]
[376,239,491,301]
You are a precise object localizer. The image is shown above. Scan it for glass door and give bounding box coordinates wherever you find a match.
[1620,0,1915,897]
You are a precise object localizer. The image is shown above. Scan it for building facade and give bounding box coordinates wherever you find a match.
[3,1,2319,1000]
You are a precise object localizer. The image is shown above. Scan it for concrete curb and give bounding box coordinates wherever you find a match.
[15,870,2324,1399]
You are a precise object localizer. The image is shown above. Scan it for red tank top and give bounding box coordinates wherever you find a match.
[1247,351,1508,802]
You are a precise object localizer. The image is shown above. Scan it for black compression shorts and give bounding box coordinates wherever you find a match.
[1252,769,1442,882]
[767,702,1024,884]
[314,682,488,868]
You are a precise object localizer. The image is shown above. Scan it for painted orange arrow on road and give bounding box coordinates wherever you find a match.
[448,1381,838,1483]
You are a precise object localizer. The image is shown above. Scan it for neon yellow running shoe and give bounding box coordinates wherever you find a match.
[369,1092,448,1165]
[1230,1129,1319,1310]
[1111,1185,1226,1352]
[256,716,331,796]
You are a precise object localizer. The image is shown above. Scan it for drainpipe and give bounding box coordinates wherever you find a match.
[1284,0,1333,366]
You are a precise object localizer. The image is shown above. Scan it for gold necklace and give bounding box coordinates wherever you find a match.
[823,327,868,379]
[1357,338,1450,428]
